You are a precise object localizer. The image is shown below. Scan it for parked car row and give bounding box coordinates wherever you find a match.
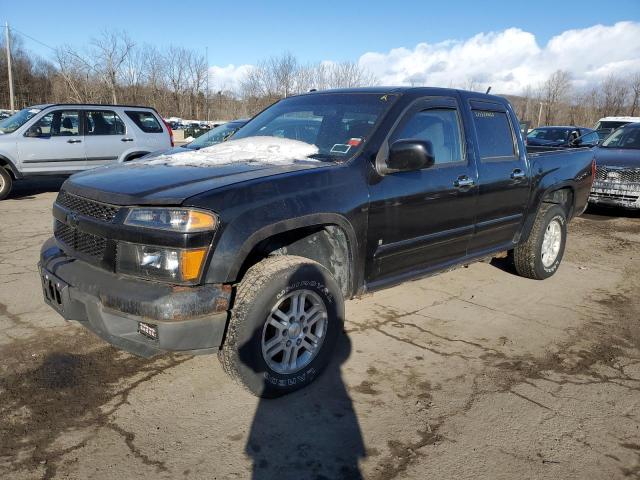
[1,99,638,213]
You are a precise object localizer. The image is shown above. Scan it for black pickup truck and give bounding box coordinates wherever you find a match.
[39,87,594,397]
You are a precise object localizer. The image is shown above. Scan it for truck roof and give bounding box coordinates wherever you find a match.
[301,86,506,102]
[598,116,640,122]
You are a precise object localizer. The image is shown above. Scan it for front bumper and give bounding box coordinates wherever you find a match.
[39,237,231,357]
[589,181,640,209]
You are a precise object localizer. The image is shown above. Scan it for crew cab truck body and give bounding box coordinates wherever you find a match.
[0,104,172,200]
[39,88,594,397]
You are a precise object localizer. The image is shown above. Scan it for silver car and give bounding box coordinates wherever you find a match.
[0,104,172,200]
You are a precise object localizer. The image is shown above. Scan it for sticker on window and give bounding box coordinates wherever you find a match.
[347,138,362,147]
[330,144,351,154]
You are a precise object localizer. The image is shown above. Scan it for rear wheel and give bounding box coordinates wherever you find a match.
[514,204,567,280]
[0,168,13,200]
[219,255,344,397]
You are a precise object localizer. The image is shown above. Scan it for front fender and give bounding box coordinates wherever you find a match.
[205,212,360,288]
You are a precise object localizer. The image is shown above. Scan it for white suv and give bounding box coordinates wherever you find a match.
[0,104,173,199]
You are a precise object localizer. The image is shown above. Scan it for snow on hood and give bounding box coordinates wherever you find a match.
[146,136,320,167]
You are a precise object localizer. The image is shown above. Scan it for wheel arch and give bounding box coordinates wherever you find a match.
[0,154,20,179]
[224,214,359,298]
[121,151,150,162]
[519,184,575,244]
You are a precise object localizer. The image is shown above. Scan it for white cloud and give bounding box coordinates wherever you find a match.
[357,21,640,94]
[207,22,640,95]
[208,64,253,92]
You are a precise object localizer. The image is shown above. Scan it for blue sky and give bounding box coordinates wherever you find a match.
[2,0,639,93]
[2,0,638,65]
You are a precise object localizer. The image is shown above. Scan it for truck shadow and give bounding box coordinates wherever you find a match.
[243,334,365,480]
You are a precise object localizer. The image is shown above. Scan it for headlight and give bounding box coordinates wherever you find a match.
[125,208,217,232]
[116,242,208,284]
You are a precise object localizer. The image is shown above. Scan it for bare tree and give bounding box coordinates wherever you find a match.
[628,72,640,116]
[91,30,135,104]
[542,70,572,125]
[598,74,629,117]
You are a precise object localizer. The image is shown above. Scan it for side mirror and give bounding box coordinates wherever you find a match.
[25,125,46,138]
[570,137,581,147]
[385,139,435,173]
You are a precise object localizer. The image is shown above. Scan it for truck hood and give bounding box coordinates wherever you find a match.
[594,147,640,169]
[63,160,327,206]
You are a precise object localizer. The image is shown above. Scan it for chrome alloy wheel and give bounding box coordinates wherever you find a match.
[261,289,328,374]
[541,219,562,267]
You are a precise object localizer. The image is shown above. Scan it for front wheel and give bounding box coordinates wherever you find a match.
[0,168,13,201]
[513,204,567,280]
[219,255,344,397]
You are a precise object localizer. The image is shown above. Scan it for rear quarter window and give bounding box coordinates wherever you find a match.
[125,111,163,133]
[472,110,516,160]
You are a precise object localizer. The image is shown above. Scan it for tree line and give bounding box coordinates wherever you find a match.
[0,29,376,120]
[508,70,640,128]
[1,28,639,126]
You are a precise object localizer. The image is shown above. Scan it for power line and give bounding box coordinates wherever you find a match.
[9,26,58,52]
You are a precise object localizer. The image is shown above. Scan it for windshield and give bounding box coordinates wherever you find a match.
[596,121,632,130]
[0,107,42,134]
[186,122,245,150]
[527,128,570,142]
[232,93,397,161]
[601,125,640,149]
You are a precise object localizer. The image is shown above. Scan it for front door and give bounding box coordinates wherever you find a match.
[366,96,478,285]
[18,109,86,174]
[466,100,531,254]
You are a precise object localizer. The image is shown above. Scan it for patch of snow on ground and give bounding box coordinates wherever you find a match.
[148,136,319,167]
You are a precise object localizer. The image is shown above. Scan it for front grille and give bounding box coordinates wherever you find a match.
[590,191,640,203]
[54,221,107,259]
[595,165,640,184]
[56,190,120,222]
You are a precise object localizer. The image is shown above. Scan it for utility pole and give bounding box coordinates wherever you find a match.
[537,101,544,127]
[5,22,15,112]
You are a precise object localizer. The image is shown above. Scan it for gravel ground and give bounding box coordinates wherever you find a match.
[0,179,639,480]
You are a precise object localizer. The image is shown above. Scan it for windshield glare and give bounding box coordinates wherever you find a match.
[601,125,640,149]
[231,93,397,161]
[527,128,569,142]
[187,122,244,149]
[0,107,42,134]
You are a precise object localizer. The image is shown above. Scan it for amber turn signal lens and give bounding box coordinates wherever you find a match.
[187,211,216,231]
[180,248,208,281]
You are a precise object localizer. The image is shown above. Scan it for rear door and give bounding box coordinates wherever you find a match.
[83,109,130,167]
[17,109,86,174]
[366,96,478,284]
[124,110,170,152]
[466,100,531,254]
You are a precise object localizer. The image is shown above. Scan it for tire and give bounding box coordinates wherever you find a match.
[513,204,567,280]
[0,168,13,201]
[219,255,344,398]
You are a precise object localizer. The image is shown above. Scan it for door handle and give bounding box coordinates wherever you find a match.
[121,138,134,142]
[511,168,526,180]
[454,176,475,188]
[67,138,82,144]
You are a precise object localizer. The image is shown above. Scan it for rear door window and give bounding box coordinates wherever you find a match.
[85,110,126,135]
[472,110,516,160]
[125,111,163,133]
